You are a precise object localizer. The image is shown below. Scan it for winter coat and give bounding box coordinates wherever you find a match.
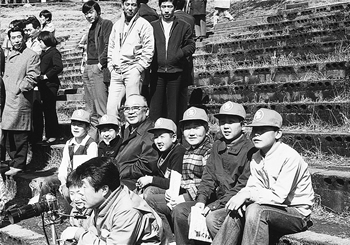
[196,135,256,211]
[78,185,163,244]
[39,46,63,88]
[151,17,195,74]
[93,17,113,83]
[1,46,40,130]
[115,118,158,188]
[107,13,154,74]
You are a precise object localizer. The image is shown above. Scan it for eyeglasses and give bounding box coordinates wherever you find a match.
[120,106,147,113]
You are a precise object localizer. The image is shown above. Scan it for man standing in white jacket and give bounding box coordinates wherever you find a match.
[107,0,154,116]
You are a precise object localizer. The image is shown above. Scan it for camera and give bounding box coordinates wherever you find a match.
[6,194,59,224]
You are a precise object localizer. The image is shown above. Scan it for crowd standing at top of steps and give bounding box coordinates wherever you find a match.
[0,0,316,244]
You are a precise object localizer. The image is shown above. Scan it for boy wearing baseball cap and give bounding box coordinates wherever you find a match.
[96,114,122,158]
[36,109,98,204]
[146,107,213,243]
[172,101,255,244]
[136,118,186,200]
[213,108,314,245]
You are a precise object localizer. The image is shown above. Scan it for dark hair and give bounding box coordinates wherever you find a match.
[176,0,185,10]
[159,0,177,7]
[82,0,101,15]
[139,0,149,3]
[66,169,80,188]
[74,157,120,192]
[121,0,141,7]
[8,26,25,39]
[38,31,58,47]
[10,19,26,29]
[39,10,52,21]
[25,16,41,29]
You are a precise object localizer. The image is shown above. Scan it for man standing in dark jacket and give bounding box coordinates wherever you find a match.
[172,102,256,244]
[149,0,195,124]
[82,0,113,139]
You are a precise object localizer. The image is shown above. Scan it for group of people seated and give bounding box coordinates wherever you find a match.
[35,93,315,245]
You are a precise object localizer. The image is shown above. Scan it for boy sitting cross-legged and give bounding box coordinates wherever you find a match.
[212,108,315,245]
[136,117,186,200]
[172,101,256,244]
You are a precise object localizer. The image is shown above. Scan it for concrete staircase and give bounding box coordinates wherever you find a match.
[2,1,350,244]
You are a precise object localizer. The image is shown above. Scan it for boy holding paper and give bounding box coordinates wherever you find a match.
[147,107,212,243]
[137,117,186,200]
[212,108,314,245]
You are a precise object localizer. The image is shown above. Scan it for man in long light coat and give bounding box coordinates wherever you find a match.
[1,27,40,176]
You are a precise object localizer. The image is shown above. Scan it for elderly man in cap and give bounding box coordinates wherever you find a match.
[115,94,158,190]
[172,101,256,244]
[97,114,122,158]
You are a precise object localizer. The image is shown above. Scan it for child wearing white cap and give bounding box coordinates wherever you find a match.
[173,101,256,244]
[136,117,186,200]
[35,109,98,202]
[96,114,122,158]
[213,108,314,245]
[146,107,213,243]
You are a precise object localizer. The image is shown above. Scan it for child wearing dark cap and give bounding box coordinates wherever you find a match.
[96,114,122,158]
[213,108,314,245]
[137,117,186,200]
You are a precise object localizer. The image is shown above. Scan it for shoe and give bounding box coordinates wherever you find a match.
[42,138,59,146]
[5,167,23,176]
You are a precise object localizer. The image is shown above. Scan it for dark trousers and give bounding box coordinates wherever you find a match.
[150,72,182,124]
[2,130,29,170]
[38,84,60,139]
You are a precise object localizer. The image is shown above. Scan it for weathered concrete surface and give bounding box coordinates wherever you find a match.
[0,224,44,245]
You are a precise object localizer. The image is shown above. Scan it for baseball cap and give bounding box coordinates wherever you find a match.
[179,107,209,125]
[97,114,120,129]
[246,108,283,128]
[148,118,177,134]
[214,101,246,120]
[71,109,91,124]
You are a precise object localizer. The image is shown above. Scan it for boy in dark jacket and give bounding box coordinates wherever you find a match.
[149,0,195,124]
[172,101,256,244]
[137,117,186,200]
[96,114,122,158]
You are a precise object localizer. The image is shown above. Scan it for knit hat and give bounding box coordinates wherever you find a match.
[71,109,91,124]
[97,114,119,129]
[148,118,177,134]
[246,108,282,128]
[214,101,246,120]
[179,107,209,125]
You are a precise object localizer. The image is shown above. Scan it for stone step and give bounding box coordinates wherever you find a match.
[198,27,348,53]
[189,79,348,104]
[194,40,349,63]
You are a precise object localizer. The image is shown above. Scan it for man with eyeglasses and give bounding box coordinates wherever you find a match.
[115,94,158,190]
[107,0,154,116]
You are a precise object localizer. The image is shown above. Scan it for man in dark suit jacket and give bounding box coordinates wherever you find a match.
[82,0,113,140]
[115,95,158,191]
[174,0,195,127]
